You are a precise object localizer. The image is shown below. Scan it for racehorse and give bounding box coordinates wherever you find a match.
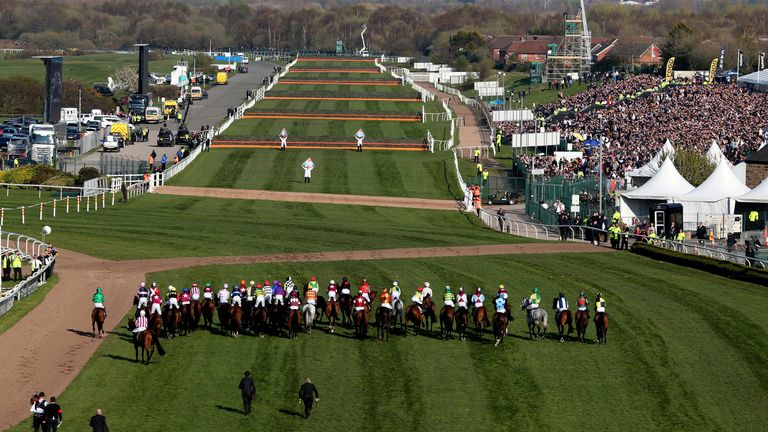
[217,303,230,335]
[422,297,437,333]
[492,312,508,346]
[241,300,253,334]
[392,298,404,333]
[439,306,455,339]
[404,304,424,336]
[473,306,490,338]
[575,310,589,343]
[91,307,106,338]
[128,318,165,365]
[455,307,469,341]
[201,299,215,330]
[551,298,574,342]
[303,304,316,334]
[252,306,269,338]
[521,298,548,340]
[163,307,181,339]
[595,312,609,345]
[353,308,369,338]
[149,312,162,336]
[228,305,242,338]
[180,304,194,336]
[315,296,326,325]
[270,303,286,336]
[325,298,341,333]
[339,294,353,327]
[375,306,391,341]
[191,299,202,329]
[286,309,301,340]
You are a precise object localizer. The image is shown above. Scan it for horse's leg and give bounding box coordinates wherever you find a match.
[134,340,139,363]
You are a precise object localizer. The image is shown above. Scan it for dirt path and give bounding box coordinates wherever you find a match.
[156,185,461,211]
[0,242,609,428]
[423,83,486,148]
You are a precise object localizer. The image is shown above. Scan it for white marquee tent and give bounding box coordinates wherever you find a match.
[735,176,768,203]
[629,139,675,178]
[619,157,694,219]
[674,159,751,222]
[705,140,731,166]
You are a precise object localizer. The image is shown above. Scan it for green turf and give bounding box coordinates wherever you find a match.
[294,60,378,68]
[169,148,464,200]
[0,275,57,335]
[273,84,412,96]
[12,252,767,431]
[286,72,393,80]
[249,99,423,114]
[0,194,516,260]
[0,53,186,85]
[0,188,75,210]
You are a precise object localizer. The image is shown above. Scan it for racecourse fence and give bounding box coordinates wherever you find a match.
[0,231,53,318]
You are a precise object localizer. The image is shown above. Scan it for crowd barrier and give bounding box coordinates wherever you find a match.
[0,231,53,318]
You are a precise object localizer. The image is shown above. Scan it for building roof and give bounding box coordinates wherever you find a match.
[746,144,768,164]
[492,35,617,59]
[487,36,525,50]
[504,40,552,55]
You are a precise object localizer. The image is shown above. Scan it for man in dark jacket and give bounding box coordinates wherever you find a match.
[298,378,319,418]
[238,371,256,415]
[696,223,708,245]
[43,396,62,432]
[89,408,109,432]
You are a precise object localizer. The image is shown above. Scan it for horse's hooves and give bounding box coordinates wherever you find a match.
[560,338,564,343]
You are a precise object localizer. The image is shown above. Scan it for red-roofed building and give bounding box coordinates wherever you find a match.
[489,35,617,65]
[636,43,663,66]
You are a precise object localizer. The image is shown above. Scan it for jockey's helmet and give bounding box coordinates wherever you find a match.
[140,282,145,288]
[424,282,430,288]
[330,280,336,285]
[392,281,398,286]
[311,276,316,281]
[532,287,539,293]
[223,283,229,289]
[139,310,146,316]
[445,286,451,292]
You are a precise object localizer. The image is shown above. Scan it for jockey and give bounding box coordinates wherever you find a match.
[380,288,392,310]
[308,276,320,293]
[217,284,230,305]
[262,280,273,304]
[150,291,163,315]
[555,292,569,321]
[253,284,266,308]
[238,282,248,302]
[180,288,192,306]
[411,287,423,305]
[190,283,200,301]
[471,288,484,309]
[422,282,432,299]
[527,288,541,310]
[231,284,243,307]
[284,277,295,297]
[273,280,285,305]
[360,279,371,303]
[456,287,468,310]
[494,295,506,314]
[305,287,318,308]
[594,292,606,315]
[247,281,257,302]
[353,290,367,312]
[133,310,148,334]
[136,282,149,309]
[203,283,214,300]
[289,291,301,311]
[497,284,508,300]
[150,282,160,299]
[340,277,352,296]
[166,285,179,310]
[390,281,401,301]
[93,287,106,316]
[327,280,338,301]
[576,291,589,318]
[443,286,455,308]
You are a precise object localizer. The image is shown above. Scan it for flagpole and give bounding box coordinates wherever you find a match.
[736,49,740,78]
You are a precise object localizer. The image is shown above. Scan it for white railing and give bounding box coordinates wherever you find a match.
[452,150,471,212]
[454,146,494,159]
[0,231,55,318]
[161,143,204,183]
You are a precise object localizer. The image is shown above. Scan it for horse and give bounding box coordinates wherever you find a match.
[270,303,286,336]
[315,296,326,325]
[202,298,215,330]
[339,294,353,327]
[575,310,589,343]
[325,298,341,333]
[439,306,455,339]
[191,299,202,329]
[252,306,269,338]
[404,304,424,336]
[180,303,194,336]
[551,298,574,343]
[492,312,508,346]
[455,307,470,341]
[473,306,490,338]
[354,308,368,338]
[163,306,181,339]
[149,312,162,336]
[128,318,165,365]
[422,297,437,333]
[303,304,316,334]
[217,303,230,335]
[392,298,404,333]
[375,306,391,341]
[228,305,242,338]
[241,299,253,334]
[521,298,548,340]
[286,309,301,340]
[91,307,106,338]
[595,312,609,345]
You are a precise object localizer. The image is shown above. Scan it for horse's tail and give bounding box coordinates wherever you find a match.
[152,331,166,356]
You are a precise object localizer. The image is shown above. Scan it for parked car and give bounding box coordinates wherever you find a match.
[237,65,248,73]
[94,84,113,96]
[66,126,81,140]
[157,129,175,147]
[101,135,119,152]
[175,126,192,146]
[85,121,102,132]
[487,191,520,206]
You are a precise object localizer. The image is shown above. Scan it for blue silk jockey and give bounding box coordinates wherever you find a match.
[556,292,569,321]
[494,295,506,314]
[231,283,243,307]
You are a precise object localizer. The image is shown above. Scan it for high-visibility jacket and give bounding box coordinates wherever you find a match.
[476,163,483,173]
[749,211,759,222]
[1,255,9,269]
[474,148,480,157]
[482,171,489,181]
[12,255,22,269]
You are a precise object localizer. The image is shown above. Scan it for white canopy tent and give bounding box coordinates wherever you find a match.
[619,157,694,220]
[674,159,751,222]
[737,70,768,91]
[705,140,732,166]
[629,139,675,178]
[735,176,768,203]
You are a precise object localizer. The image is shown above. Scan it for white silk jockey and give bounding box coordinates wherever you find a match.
[327,280,338,301]
[190,284,200,301]
[203,285,213,300]
[422,282,432,299]
[133,310,148,333]
[456,288,468,309]
[390,281,401,300]
[218,285,230,304]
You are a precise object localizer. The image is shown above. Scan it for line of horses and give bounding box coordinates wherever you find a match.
[101,291,609,365]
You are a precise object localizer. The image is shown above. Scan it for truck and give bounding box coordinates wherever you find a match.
[190,86,203,100]
[60,107,79,125]
[163,100,179,117]
[216,71,229,85]
[109,123,131,145]
[128,93,151,121]
[144,107,162,123]
[29,124,58,164]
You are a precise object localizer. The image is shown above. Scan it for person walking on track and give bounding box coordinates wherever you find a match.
[239,371,256,415]
[89,408,109,432]
[298,378,319,418]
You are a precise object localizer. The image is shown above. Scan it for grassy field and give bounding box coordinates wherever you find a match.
[249,99,424,114]
[1,194,515,260]
[0,53,186,85]
[272,84,411,95]
[286,72,394,80]
[0,275,57,335]
[169,148,465,199]
[11,252,767,431]
[0,188,77,210]
[294,60,377,68]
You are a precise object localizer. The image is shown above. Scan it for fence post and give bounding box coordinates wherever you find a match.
[111,192,115,206]
[94,193,98,211]
[53,200,56,218]
[86,195,90,212]
[39,202,43,220]
[0,208,3,226]
[22,206,25,224]
[77,195,81,212]
[102,192,106,208]
[66,196,70,213]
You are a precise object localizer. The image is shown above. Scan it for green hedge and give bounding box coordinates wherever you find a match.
[0,165,72,185]
[631,242,768,285]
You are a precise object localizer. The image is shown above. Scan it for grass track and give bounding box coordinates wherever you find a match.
[249,99,423,114]
[0,276,58,335]
[11,253,767,431]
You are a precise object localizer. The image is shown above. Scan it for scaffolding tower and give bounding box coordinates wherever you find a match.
[545,0,591,82]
